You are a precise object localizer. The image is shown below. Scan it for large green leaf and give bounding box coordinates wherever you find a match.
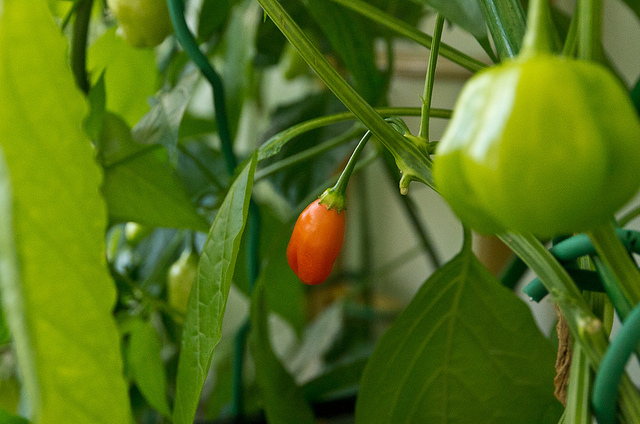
[99,113,210,232]
[250,279,316,424]
[355,246,562,424]
[0,2,131,422]
[172,155,257,424]
[88,28,157,127]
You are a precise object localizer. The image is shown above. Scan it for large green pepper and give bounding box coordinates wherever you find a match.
[433,51,640,238]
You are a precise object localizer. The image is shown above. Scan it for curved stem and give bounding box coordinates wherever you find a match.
[257,107,451,161]
[418,14,444,141]
[166,0,237,175]
[71,0,93,94]
[327,0,486,73]
[320,132,372,211]
[255,127,362,181]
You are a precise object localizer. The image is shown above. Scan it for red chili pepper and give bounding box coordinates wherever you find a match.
[287,199,346,285]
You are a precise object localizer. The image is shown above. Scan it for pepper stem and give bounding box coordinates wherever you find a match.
[519,0,560,58]
[320,131,372,212]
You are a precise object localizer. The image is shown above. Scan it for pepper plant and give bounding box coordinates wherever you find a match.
[1,0,640,423]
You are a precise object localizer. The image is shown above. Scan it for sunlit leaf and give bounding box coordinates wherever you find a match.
[0,2,131,422]
[172,155,257,424]
[356,246,562,424]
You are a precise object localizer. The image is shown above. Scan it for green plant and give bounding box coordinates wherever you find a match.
[1,0,640,423]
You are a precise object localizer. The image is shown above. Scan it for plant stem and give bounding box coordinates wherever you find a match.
[578,0,603,61]
[500,231,640,422]
[255,0,435,192]
[564,343,593,424]
[588,224,640,306]
[255,127,362,181]
[327,0,486,73]
[418,14,444,141]
[380,149,441,269]
[166,0,237,175]
[71,0,93,94]
[562,5,580,57]
[257,107,451,161]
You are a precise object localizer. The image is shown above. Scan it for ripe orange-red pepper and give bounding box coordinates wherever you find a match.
[287,199,346,285]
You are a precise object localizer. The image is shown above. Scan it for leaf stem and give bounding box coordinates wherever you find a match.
[418,14,444,141]
[257,107,451,162]
[320,132,372,212]
[327,0,486,73]
[255,127,362,181]
[70,0,93,94]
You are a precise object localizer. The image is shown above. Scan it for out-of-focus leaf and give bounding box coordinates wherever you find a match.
[222,2,256,139]
[198,0,236,41]
[125,319,171,417]
[0,3,131,422]
[99,114,210,232]
[355,246,563,424]
[234,205,304,334]
[0,409,29,424]
[172,155,257,424]
[88,27,157,127]
[250,279,316,424]
[132,72,200,164]
[83,72,106,140]
[305,1,384,104]
[413,0,488,40]
[302,350,370,402]
[620,0,640,24]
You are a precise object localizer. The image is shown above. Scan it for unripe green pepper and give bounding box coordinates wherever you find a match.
[433,1,640,238]
[107,0,173,48]
[167,250,198,314]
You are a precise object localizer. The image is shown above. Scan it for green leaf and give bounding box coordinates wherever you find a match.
[303,351,369,402]
[99,113,210,232]
[132,72,200,164]
[0,306,9,345]
[83,72,106,140]
[0,2,131,422]
[305,1,384,104]
[172,155,257,424]
[477,0,526,59]
[222,2,256,139]
[88,27,157,127]
[0,409,29,424]
[234,204,304,334]
[620,0,640,24]
[415,0,488,40]
[125,319,171,417]
[355,247,562,424]
[250,279,316,424]
[197,0,235,41]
